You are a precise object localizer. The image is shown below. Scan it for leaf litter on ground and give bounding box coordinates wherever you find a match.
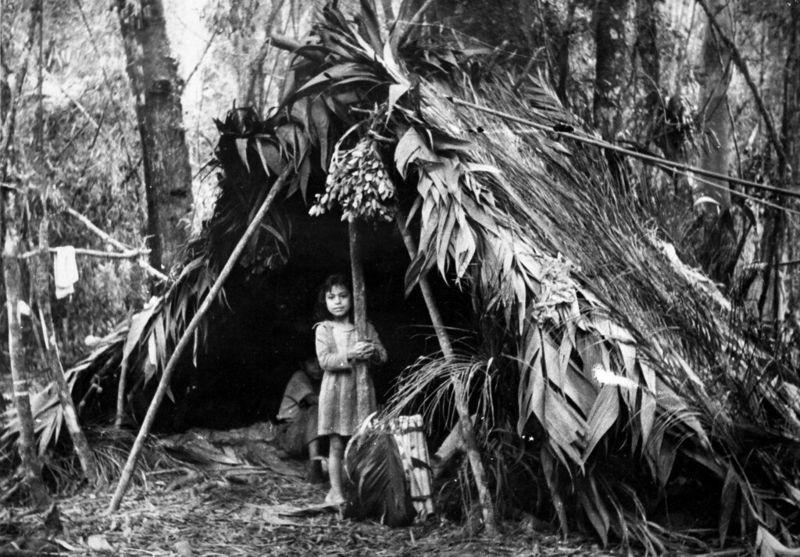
[0,438,610,556]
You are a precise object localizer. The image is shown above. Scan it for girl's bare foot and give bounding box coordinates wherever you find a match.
[324,489,345,506]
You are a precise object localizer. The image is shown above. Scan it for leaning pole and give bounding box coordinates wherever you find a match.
[108,166,293,513]
[395,213,497,535]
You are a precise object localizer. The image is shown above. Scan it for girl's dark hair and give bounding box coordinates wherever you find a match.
[314,273,353,322]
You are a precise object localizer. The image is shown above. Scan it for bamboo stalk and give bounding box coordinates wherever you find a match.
[348,217,373,424]
[395,213,497,534]
[3,225,49,506]
[107,165,293,512]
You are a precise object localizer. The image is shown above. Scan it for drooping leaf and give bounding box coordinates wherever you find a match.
[235,138,250,173]
[582,385,619,464]
[395,127,436,178]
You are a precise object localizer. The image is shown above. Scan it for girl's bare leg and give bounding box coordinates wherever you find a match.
[326,434,345,504]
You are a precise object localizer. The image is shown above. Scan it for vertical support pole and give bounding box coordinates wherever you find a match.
[396,214,497,535]
[348,217,372,424]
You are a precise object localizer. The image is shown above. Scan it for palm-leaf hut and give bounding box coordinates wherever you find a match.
[4,2,800,552]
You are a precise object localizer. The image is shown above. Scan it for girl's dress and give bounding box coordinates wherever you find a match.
[315,320,387,436]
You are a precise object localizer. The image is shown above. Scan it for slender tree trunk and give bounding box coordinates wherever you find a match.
[3,219,49,506]
[116,0,192,274]
[554,0,577,103]
[695,0,733,208]
[593,0,630,139]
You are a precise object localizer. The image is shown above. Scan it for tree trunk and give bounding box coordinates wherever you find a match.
[554,0,577,103]
[695,0,733,208]
[593,0,630,139]
[3,220,49,506]
[116,0,192,274]
[634,0,660,108]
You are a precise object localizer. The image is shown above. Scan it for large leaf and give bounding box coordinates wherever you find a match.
[395,126,437,178]
[581,386,620,464]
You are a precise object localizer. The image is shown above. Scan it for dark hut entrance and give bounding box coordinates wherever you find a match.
[160,194,474,432]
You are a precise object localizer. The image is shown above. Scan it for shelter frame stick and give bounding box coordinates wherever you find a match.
[347,218,372,422]
[107,165,294,513]
[395,214,497,535]
[448,96,800,201]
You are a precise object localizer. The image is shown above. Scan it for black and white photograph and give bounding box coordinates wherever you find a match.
[1,0,799,554]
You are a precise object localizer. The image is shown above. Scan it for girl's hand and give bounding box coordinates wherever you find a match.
[348,341,375,360]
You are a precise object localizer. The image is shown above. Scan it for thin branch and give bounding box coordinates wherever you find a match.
[18,247,150,259]
[65,207,168,282]
[183,28,219,89]
[695,0,787,169]
[448,96,800,201]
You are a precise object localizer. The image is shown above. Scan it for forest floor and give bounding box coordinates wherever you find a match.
[0,431,613,557]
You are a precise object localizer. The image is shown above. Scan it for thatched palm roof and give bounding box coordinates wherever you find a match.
[5,1,800,551]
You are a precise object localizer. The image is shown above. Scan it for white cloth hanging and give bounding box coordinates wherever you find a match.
[53,246,79,299]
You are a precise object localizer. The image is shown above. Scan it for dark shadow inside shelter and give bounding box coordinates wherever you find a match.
[154,194,476,432]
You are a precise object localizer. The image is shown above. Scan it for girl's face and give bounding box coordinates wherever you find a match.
[325,285,351,319]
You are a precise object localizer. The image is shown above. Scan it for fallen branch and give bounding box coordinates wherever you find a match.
[107,164,294,513]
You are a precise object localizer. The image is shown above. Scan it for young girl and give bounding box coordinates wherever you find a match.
[314,274,387,505]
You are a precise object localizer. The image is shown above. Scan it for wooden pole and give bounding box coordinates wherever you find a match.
[348,217,373,424]
[3,224,49,506]
[31,195,98,483]
[395,214,497,534]
[107,166,293,512]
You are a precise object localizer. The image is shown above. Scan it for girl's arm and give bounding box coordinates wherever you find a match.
[366,322,388,364]
[315,323,351,372]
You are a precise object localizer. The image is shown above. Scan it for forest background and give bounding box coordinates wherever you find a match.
[1,0,798,466]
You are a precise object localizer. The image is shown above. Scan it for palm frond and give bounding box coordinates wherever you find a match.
[344,427,415,527]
